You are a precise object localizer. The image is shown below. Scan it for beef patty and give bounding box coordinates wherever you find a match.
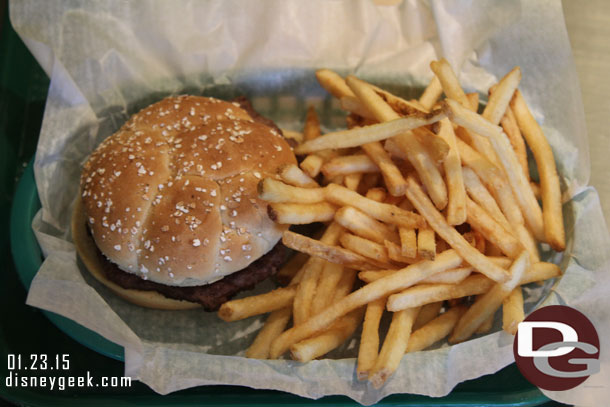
[99,241,288,311]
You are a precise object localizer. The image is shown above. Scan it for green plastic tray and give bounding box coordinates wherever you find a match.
[1,4,553,406]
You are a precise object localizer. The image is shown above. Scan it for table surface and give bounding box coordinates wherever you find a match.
[562,0,610,231]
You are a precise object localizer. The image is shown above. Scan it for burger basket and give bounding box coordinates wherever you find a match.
[4,1,610,406]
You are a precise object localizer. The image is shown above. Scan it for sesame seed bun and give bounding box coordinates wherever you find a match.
[77,95,296,294]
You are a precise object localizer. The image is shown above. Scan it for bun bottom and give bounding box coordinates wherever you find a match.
[72,196,200,310]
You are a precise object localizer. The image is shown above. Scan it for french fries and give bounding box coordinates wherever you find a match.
[218,64,567,389]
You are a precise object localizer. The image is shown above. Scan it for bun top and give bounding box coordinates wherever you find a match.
[80,95,296,287]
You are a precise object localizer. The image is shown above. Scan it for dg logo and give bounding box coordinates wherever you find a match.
[513,305,600,391]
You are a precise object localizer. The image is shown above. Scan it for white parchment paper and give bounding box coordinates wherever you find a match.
[10,0,610,404]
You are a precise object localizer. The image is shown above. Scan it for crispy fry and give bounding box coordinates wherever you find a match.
[365,187,387,202]
[218,286,297,322]
[387,261,559,311]
[399,227,417,258]
[361,141,407,196]
[304,105,321,141]
[437,119,467,225]
[310,262,345,316]
[384,240,419,264]
[417,227,436,261]
[321,154,379,178]
[500,106,530,181]
[462,166,513,235]
[474,294,495,334]
[412,301,443,331]
[269,250,464,358]
[344,173,362,191]
[502,286,524,335]
[278,164,319,188]
[294,111,445,155]
[407,305,468,353]
[466,93,480,111]
[483,67,521,125]
[430,59,472,110]
[420,267,472,285]
[419,75,443,111]
[246,307,293,359]
[340,95,377,120]
[281,129,304,144]
[444,99,544,241]
[357,297,386,380]
[268,202,336,224]
[412,126,450,165]
[450,251,529,343]
[333,269,358,302]
[315,69,355,99]
[282,230,385,271]
[510,89,565,251]
[293,257,326,325]
[340,233,391,264]
[326,184,424,229]
[465,197,523,258]
[369,307,420,388]
[335,206,399,245]
[291,308,364,362]
[456,138,525,226]
[405,176,510,283]
[258,178,325,203]
[300,154,325,178]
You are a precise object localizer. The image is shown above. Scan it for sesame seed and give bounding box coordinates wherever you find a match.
[192,239,201,247]
[114,244,121,251]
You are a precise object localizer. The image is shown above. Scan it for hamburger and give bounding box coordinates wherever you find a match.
[72,95,297,311]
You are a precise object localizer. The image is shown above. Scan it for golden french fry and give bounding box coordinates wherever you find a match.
[444,99,545,241]
[340,233,391,264]
[315,69,355,99]
[530,181,541,200]
[370,83,428,115]
[412,126,450,165]
[258,178,325,203]
[399,227,417,259]
[419,267,472,285]
[326,184,424,229]
[462,166,513,235]
[291,307,364,362]
[333,269,358,302]
[300,154,325,178]
[430,59,472,110]
[293,257,326,325]
[321,154,379,178]
[246,307,293,359]
[294,111,445,155]
[278,164,319,188]
[419,75,443,111]
[268,202,336,224]
[407,305,468,353]
[218,286,297,322]
[282,230,386,271]
[502,286,524,335]
[304,105,321,141]
[412,301,443,331]
[465,197,523,258]
[361,141,407,196]
[474,294,495,334]
[387,260,558,311]
[310,261,346,317]
[340,95,377,120]
[417,228,436,261]
[483,67,522,125]
[335,206,399,245]
[357,297,386,380]
[510,89,565,251]
[449,251,529,344]
[501,106,530,181]
[344,173,362,191]
[405,176,510,283]
[384,240,419,265]
[466,93,480,111]
[436,119,467,225]
[369,307,420,389]
[456,138,525,227]
[269,250,463,358]
[365,187,387,203]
